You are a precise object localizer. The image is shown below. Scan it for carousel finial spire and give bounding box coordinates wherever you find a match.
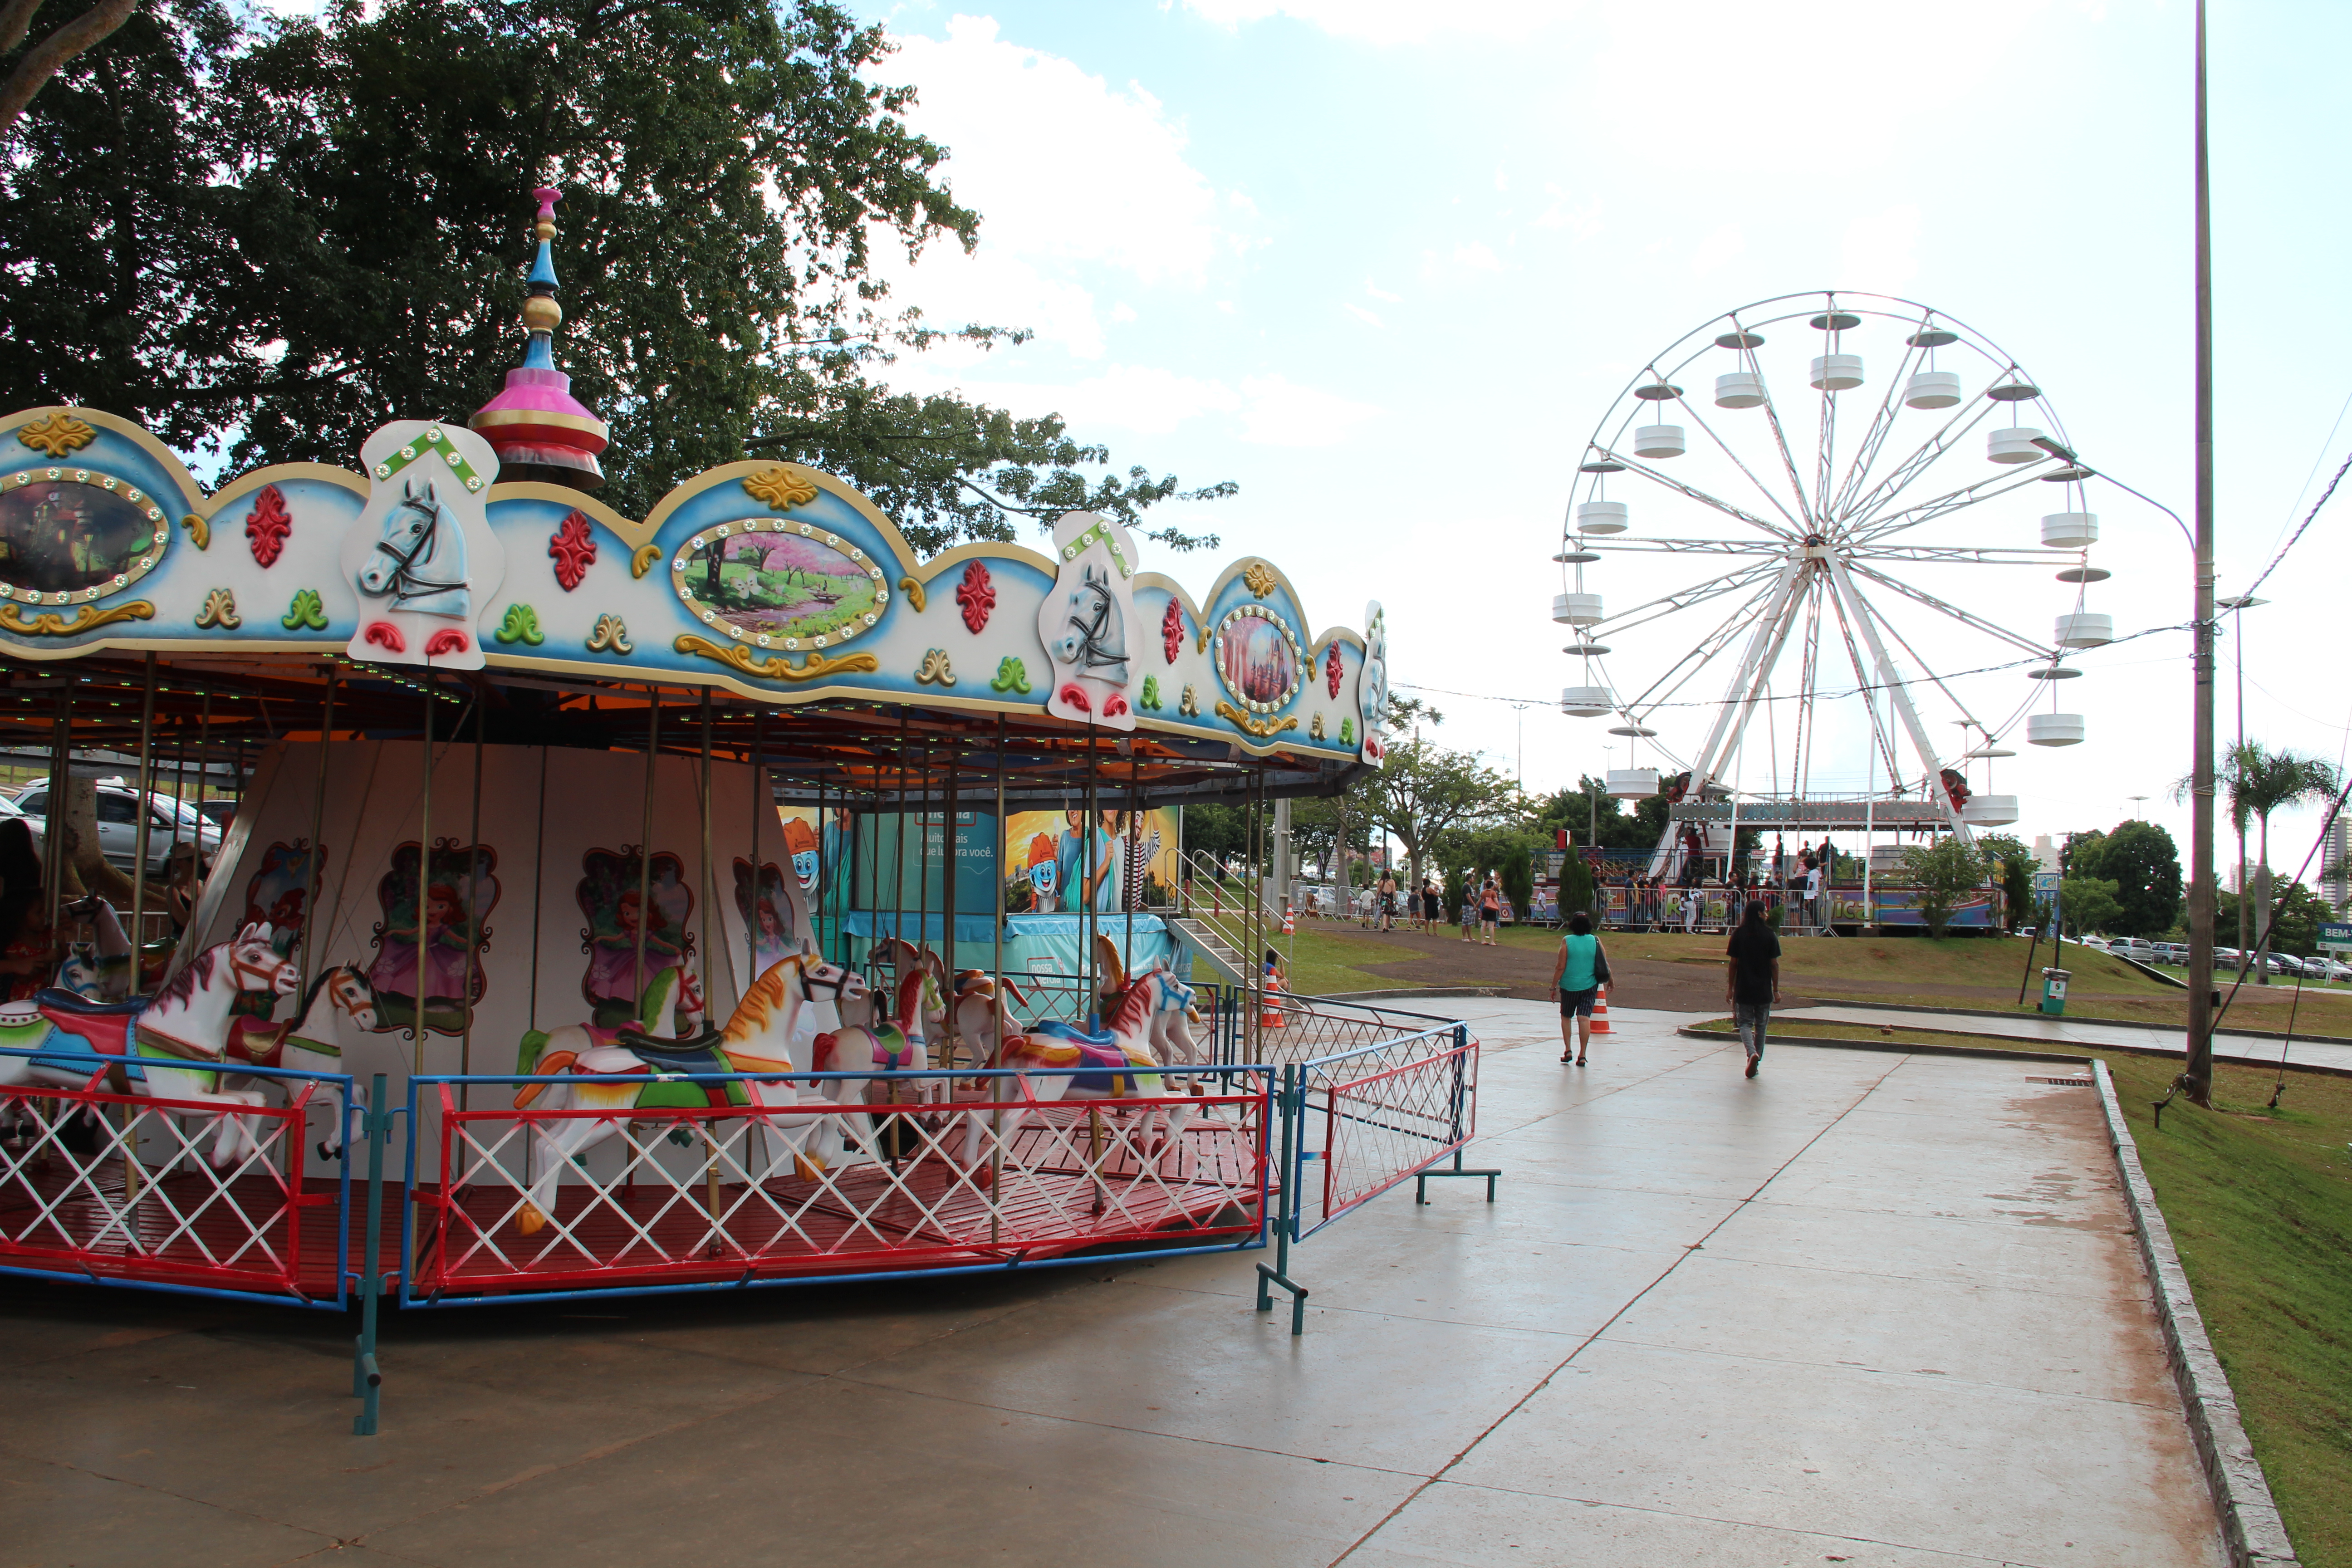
[468,183,611,490]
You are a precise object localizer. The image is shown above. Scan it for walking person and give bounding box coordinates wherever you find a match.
[1420,876,1440,932]
[1478,876,1502,945]
[1682,876,1704,934]
[1725,898,1780,1077]
[1377,867,1398,932]
[1548,910,1612,1067]
[1803,854,1823,932]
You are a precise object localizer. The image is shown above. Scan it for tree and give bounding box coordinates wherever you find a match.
[1180,804,1245,876]
[2055,876,2122,940]
[2182,743,2342,983]
[2219,880,2328,960]
[1560,852,1596,922]
[1975,833,2036,935]
[0,0,137,136]
[2073,820,2182,938]
[1358,697,1524,893]
[1534,777,1664,852]
[2,0,1230,549]
[1897,836,1989,939]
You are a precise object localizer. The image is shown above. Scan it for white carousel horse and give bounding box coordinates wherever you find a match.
[815,952,943,1107]
[17,924,299,1171]
[865,938,1038,1072]
[359,477,471,618]
[223,964,381,1161]
[955,966,1189,1191]
[53,895,133,1001]
[505,953,875,1236]
[1089,935,1207,1069]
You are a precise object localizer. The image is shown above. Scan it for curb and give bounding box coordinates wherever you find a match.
[1308,986,1510,1001]
[1675,1026,2089,1068]
[1806,996,2352,1048]
[2092,1060,2300,1567]
[1757,1017,2352,1082]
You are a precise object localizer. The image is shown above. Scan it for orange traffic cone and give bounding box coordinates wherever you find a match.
[1260,977,1287,1030]
[1587,986,1612,1036]
[1281,906,1295,935]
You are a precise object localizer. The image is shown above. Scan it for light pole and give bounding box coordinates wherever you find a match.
[2127,794,2150,819]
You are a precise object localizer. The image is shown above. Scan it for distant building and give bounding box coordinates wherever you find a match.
[2327,817,2351,913]
[2033,834,2060,874]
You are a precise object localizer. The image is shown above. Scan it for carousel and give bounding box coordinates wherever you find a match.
[0,191,1457,1390]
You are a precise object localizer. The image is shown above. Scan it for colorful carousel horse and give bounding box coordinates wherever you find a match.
[1090,935,1207,1069]
[222,963,381,1160]
[505,952,874,1235]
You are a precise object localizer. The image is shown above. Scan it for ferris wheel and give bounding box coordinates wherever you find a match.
[1552,290,2102,875]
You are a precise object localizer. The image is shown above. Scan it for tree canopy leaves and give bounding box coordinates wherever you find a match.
[0,0,1230,552]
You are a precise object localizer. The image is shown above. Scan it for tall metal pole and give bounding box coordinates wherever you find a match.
[299,667,337,996]
[414,677,433,1071]
[633,686,659,1016]
[2185,0,2219,1105]
[128,654,157,979]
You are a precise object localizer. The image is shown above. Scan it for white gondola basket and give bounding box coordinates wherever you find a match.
[1560,685,1615,718]
[1903,370,1961,409]
[2054,612,2113,648]
[2041,512,2098,549]
[1576,500,1629,534]
[1632,424,1685,459]
[1809,354,1863,391]
[1961,794,2019,826]
[1552,593,1604,626]
[1988,427,2046,464]
[1714,372,1765,409]
[2027,713,2086,747]
[1606,768,1660,799]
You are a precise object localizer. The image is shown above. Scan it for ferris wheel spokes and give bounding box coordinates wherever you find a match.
[1844,560,2050,658]
[1614,572,1792,721]
[1846,461,2058,547]
[1822,554,1971,843]
[1671,397,1813,534]
[1820,308,1940,523]
[1583,560,1779,644]
[1592,450,1798,541]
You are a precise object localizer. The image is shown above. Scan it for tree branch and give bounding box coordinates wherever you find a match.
[0,0,136,137]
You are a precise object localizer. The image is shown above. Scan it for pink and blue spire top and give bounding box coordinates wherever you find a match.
[469,186,610,490]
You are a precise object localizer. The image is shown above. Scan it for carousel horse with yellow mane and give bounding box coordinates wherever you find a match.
[505,951,875,1235]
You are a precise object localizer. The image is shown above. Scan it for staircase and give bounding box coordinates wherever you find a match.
[1174,850,1287,987]
[1171,916,1249,985]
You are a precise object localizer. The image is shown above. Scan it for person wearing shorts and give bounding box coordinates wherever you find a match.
[1478,877,1502,944]
[1421,878,1440,930]
[1547,910,1611,1066]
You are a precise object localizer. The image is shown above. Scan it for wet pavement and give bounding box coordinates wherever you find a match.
[0,1000,2222,1567]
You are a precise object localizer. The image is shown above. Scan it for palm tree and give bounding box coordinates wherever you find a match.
[2216,743,2340,982]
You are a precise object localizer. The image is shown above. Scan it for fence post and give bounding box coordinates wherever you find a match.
[1416,1024,1502,1205]
[1253,1063,1308,1334]
[352,1073,387,1436]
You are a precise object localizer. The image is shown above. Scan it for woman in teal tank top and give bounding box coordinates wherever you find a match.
[1546,911,1611,1066]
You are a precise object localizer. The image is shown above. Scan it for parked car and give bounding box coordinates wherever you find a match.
[9,781,221,876]
[2305,956,2352,983]
[2111,937,2158,965]
[2076,935,2110,951]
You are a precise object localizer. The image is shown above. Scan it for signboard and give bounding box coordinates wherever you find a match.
[2320,922,2352,953]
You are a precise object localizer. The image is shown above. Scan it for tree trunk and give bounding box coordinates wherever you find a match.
[2253,818,2272,984]
[59,778,135,905]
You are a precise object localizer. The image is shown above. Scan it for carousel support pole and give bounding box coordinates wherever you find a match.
[1085,725,1098,1029]
[748,707,763,1006]
[459,688,484,1094]
[633,686,659,1009]
[299,667,338,996]
[1126,749,1138,978]
[990,715,1007,1242]
[943,740,958,1067]
[194,685,211,872]
[697,689,721,1248]
[42,685,67,937]
[414,677,434,1072]
[125,655,157,1199]
[528,745,548,1033]
[893,706,910,969]
[352,1072,387,1436]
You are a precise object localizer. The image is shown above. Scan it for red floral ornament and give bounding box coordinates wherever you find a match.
[245,485,291,568]
[1324,642,1344,698]
[549,509,597,591]
[424,628,470,657]
[956,559,995,634]
[1162,598,1185,665]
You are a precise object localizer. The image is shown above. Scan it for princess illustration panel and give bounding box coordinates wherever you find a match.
[241,840,328,959]
[577,847,695,1029]
[732,856,812,978]
[364,840,499,1034]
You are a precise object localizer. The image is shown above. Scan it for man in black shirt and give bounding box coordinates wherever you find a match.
[1724,900,1781,1079]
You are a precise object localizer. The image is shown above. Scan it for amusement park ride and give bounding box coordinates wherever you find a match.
[1554,291,2104,906]
[0,189,1485,1424]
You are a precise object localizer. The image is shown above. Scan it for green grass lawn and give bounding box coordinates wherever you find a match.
[1691,1018,2352,1566]
[1191,924,1420,996]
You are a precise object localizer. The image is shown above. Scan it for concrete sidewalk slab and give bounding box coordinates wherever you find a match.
[1780,1001,2352,1074]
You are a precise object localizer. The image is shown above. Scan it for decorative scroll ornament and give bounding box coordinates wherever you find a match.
[585,613,632,655]
[1325,642,1344,698]
[898,575,926,612]
[914,647,956,686]
[1140,674,1162,710]
[1340,716,1355,745]
[282,587,329,631]
[549,509,597,590]
[245,484,292,567]
[674,633,878,682]
[630,544,661,579]
[743,466,820,510]
[495,603,545,645]
[182,513,209,550]
[1179,682,1199,716]
[1217,700,1300,739]
[990,657,1031,694]
[194,589,241,630]
[0,600,153,637]
[956,559,995,633]
[16,412,95,458]
[1243,561,1278,599]
[1310,711,1326,740]
[368,423,488,494]
[1161,598,1185,664]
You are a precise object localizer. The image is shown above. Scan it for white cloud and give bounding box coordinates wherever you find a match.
[1344,302,1384,328]
[1181,0,1571,45]
[1840,205,1922,290]
[1365,279,1401,304]
[1237,375,1380,446]
[869,16,1243,356]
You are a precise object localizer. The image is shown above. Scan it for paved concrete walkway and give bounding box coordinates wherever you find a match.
[1778,1000,2352,1074]
[0,1002,2221,1567]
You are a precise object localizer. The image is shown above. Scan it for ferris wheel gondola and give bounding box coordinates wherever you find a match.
[1552,291,2097,874]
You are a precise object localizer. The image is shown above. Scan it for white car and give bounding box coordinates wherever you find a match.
[10,781,222,876]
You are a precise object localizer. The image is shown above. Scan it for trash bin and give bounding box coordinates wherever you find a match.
[2039,967,2071,1016]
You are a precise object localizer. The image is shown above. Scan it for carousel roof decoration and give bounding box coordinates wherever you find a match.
[467,186,610,490]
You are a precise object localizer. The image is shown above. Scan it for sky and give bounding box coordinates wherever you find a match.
[836,0,2352,880]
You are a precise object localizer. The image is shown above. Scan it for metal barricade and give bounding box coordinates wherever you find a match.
[1287,1023,1484,1239]
[399,1064,1271,1304]
[0,1046,358,1308]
